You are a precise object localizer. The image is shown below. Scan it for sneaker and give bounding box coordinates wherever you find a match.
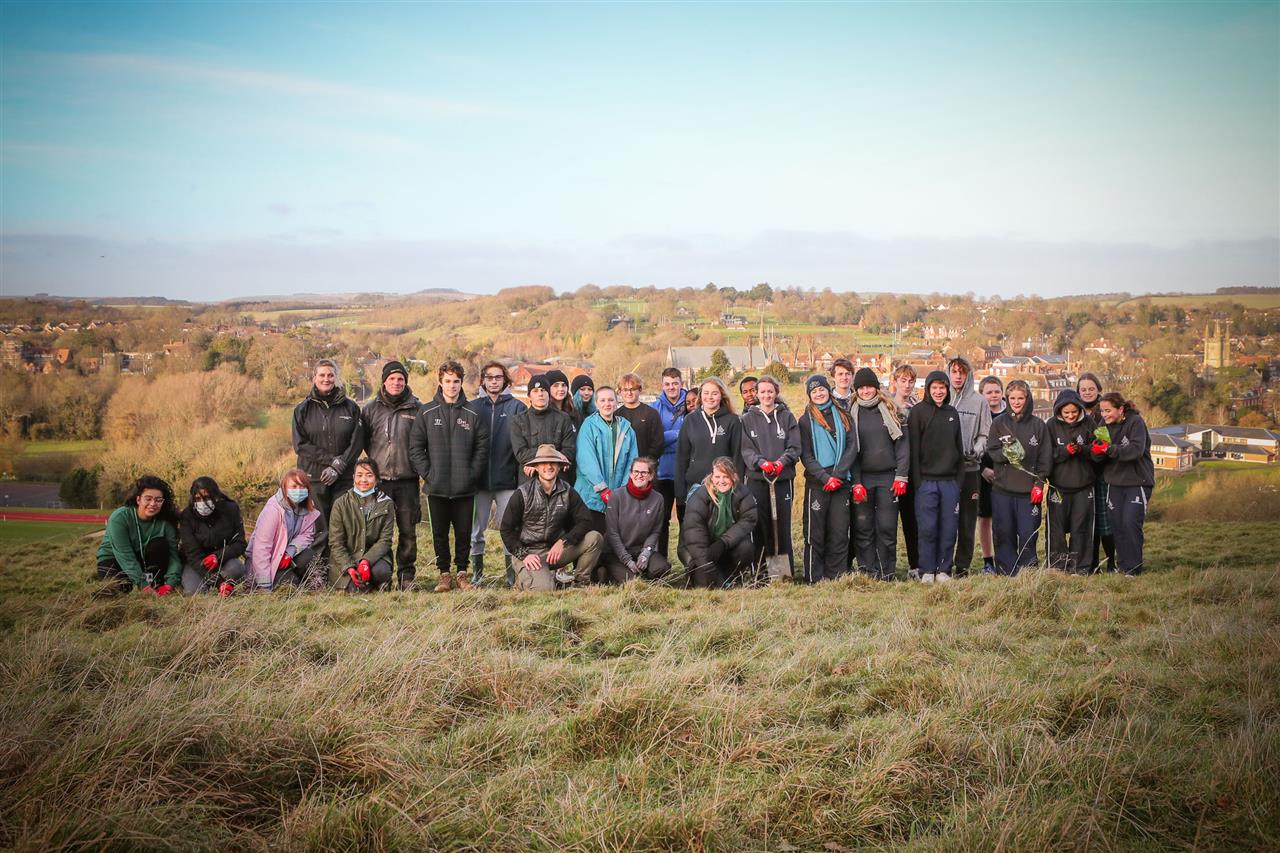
[554,569,576,585]
[981,559,995,575]
[907,568,921,581]
[218,581,234,597]
[936,572,952,583]
[921,573,936,584]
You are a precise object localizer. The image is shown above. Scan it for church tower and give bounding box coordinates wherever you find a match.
[1204,320,1232,370]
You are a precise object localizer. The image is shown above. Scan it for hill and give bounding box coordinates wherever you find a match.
[0,520,1276,850]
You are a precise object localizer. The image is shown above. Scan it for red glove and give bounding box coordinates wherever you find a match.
[759,460,772,473]
[822,476,842,492]
[851,484,868,503]
[773,461,785,476]
[600,488,612,505]
[278,553,293,570]
[1091,440,1109,456]
[218,581,234,597]
[155,584,173,597]
[347,567,362,588]
[356,560,372,583]
[1030,485,1044,505]
[141,586,155,595]
[892,479,907,497]
[202,553,219,571]
[1066,443,1079,456]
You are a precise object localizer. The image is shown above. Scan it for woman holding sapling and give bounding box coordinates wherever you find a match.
[96,474,183,596]
[1091,393,1154,576]
[985,379,1052,576]
[179,476,248,597]
[1076,373,1115,572]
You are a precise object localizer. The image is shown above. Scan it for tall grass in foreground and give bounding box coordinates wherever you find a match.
[0,525,1277,851]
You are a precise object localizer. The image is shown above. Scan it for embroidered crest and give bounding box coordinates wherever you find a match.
[1028,436,1039,447]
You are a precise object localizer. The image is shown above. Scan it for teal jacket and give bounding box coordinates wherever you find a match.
[96,506,182,587]
[574,413,638,513]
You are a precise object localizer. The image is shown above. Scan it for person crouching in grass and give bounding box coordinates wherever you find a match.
[179,476,247,597]
[678,456,759,588]
[501,444,603,591]
[329,458,396,592]
[603,456,671,583]
[245,469,323,590]
[96,474,182,596]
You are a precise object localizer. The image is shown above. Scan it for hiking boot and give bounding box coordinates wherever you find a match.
[434,573,455,593]
[936,572,952,583]
[455,573,474,591]
[218,581,234,597]
[398,575,417,592]
[921,573,936,584]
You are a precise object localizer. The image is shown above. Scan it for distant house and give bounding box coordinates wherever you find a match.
[1153,424,1280,465]
[606,314,633,332]
[666,345,775,384]
[719,313,748,328]
[1150,434,1197,471]
[991,356,1033,378]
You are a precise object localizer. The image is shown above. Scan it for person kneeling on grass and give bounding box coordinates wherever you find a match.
[245,468,324,590]
[179,476,247,597]
[328,458,396,592]
[96,474,182,596]
[603,456,671,583]
[678,456,759,588]
[500,444,603,591]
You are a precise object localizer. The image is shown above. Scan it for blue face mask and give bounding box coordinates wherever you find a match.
[286,487,309,504]
[352,484,376,497]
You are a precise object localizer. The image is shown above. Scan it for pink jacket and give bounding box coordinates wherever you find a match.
[246,491,321,587]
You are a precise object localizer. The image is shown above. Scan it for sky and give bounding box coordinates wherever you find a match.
[1,0,1277,299]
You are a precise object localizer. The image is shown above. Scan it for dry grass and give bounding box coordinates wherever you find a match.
[0,524,1277,851]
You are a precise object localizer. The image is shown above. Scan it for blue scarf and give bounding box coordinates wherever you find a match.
[808,401,846,477]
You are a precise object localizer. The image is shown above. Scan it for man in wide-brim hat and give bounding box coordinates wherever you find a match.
[500,444,602,591]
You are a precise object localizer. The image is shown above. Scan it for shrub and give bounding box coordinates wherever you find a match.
[59,467,99,508]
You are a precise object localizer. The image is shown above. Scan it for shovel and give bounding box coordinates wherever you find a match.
[766,475,792,582]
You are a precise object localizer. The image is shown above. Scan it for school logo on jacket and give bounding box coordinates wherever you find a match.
[456,418,472,430]
[1028,436,1039,447]
[433,417,444,427]
[399,413,415,420]
[811,498,821,511]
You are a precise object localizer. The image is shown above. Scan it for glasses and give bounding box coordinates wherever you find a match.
[139,496,165,504]
[631,470,653,478]
[483,374,505,381]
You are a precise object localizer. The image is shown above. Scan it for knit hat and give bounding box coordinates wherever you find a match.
[528,374,551,393]
[806,374,832,396]
[853,367,880,390]
[571,374,594,394]
[545,369,569,388]
[381,360,408,383]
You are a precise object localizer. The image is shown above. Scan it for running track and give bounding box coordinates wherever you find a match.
[0,511,108,524]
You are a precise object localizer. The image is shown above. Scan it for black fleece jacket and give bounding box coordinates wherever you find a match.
[675,407,743,499]
[292,386,364,480]
[907,371,965,484]
[1046,390,1095,491]
[178,499,247,565]
[987,408,1052,495]
[409,390,490,497]
[1097,413,1155,488]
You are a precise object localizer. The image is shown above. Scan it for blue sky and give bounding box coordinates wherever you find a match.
[1,1,1277,298]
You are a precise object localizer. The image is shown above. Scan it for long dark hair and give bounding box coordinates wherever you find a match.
[187,476,232,513]
[122,474,179,526]
[1099,392,1139,419]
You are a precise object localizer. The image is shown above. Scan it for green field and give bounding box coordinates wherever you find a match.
[0,520,102,545]
[14,439,106,481]
[0,497,1276,848]
[19,440,106,456]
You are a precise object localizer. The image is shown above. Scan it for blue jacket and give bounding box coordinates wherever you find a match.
[574,413,638,513]
[467,390,527,492]
[652,389,687,481]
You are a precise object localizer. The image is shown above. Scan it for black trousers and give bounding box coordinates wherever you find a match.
[1107,485,1151,576]
[802,482,850,584]
[311,476,353,559]
[853,473,899,580]
[898,482,919,572]
[953,469,981,577]
[655,479,685,558]
[678,538,754,589]
[601,551,672,584]
[97,538,172,592]
[747,478,793,573]
[380,477,422,584]
[181,556,248,594]
[272,547,317,588]
[1047,485,1094,573]
[427,494,474,576]
[339,556,394,592]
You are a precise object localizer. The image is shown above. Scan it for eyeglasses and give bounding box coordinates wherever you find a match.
[139,496,165,504]
[483,374,505,381]
[631,471,653,478]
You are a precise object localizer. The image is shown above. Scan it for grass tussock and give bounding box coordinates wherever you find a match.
[0,526,1278,850]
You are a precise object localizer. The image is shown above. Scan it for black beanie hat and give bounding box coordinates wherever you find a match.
[806,374,832,396]
[528,374,551,393]
[382,361,408,383]
[853,367,880,390]
[545,369,569,388]
[571,374,594,394]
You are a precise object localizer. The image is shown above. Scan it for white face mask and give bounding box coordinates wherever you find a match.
[194,499,215,517]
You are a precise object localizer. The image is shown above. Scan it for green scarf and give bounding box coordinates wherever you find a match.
[711,488,736,539]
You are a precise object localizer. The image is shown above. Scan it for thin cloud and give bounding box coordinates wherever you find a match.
[67,52,496,117]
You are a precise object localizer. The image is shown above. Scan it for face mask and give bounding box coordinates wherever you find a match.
[352,484,376,498]
[286,488,309,504]
[194,500,215,517]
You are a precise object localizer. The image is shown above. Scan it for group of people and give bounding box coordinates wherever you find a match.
[95,354,1155,597]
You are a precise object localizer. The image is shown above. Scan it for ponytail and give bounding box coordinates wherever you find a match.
[1099,392,1137,417]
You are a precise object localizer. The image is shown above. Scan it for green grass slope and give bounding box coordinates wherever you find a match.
[0,522,1277,851]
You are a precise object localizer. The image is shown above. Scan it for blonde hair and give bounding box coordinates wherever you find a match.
[699,377,735,414]
[701,456,739,508]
